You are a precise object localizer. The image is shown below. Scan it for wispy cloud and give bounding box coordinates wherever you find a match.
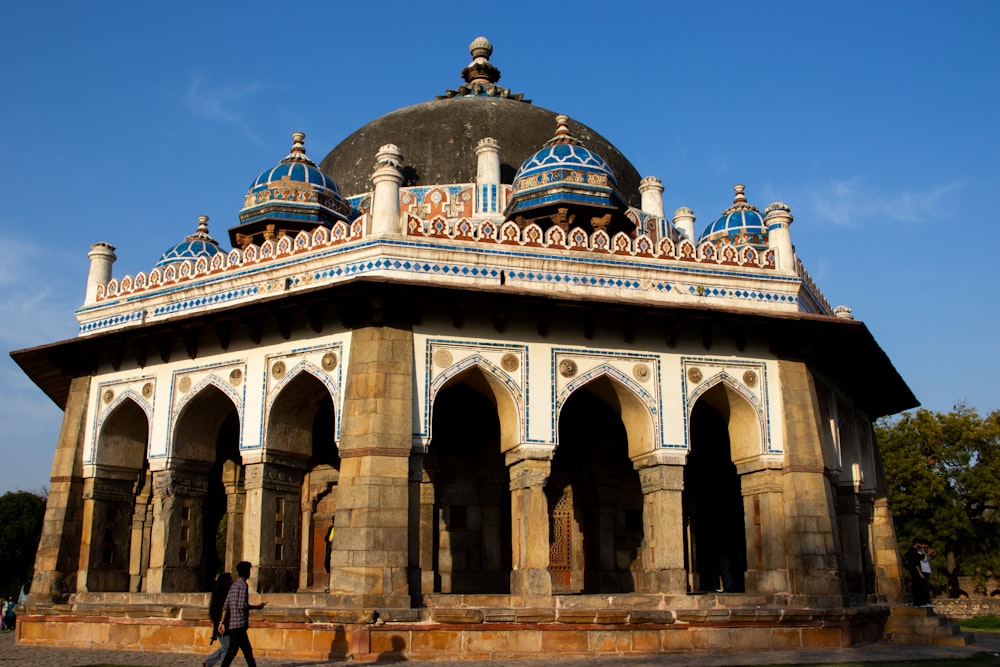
[183,75,270,145]
[0,237,80,348]
[801,177,963,227]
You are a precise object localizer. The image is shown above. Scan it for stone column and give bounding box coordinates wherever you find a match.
[144,469,208,593]
[407,452,438,596]
[328,324,413,607]
[764,202,795,271]
[775,359,844,600]
[633,450,687,593]
[506,445,552,597]
[370,144,403,236]
[639,176,665,218]
[78,475,135,592]
[475,138,502,218]
[223,467,245,576]
[85,242,116,304]
[738,462,788,594]
[243,460,305,593]
[128,469,153,592]
[835,484,865,595]
[29,376,90,601]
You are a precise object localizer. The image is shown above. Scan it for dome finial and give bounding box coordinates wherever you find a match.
[462,36,501,85]
[733,184,747,205]
[543,115,583,147]
[282,131,311,164]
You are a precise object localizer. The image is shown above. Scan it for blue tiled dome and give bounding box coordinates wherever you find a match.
[155,216,222,268]
[698,184,767,247]
[239,132,354,228]
[506,115,623,216]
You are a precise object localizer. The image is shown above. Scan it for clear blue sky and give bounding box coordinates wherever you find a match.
[1,1,997,494]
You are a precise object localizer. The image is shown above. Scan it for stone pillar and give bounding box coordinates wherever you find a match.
[633,451,688,593]
[835,484,865,595]
[243,460,305,593]
[672,207,696,242]
[144,469,208,593]
[764,202,795,271]
[78,475,135,592]
[370,144,403,236]
[85,242,116,304]
[775,359,844,601]
[328,324,413,607]
[407,452,437,596]
[506,445,552,597]
[739,463,788,594]
[29,376,90,601]
[128,469,153,592]
[475,138,502,218]
[223,465,245,575]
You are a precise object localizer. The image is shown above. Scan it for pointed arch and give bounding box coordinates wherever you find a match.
[172,377,242,462]
[265,361,339,458]
[687,371,765,462]
[94,393,150,470]
[429,355,523,453]
[557,364,658,459]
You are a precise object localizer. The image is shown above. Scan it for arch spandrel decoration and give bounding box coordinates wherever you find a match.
[168,367,246,459]
[88,384,154,468]
[263,356,342,452]
[425,342,526,453]
[553,351,661,459]
[681,357,774,459]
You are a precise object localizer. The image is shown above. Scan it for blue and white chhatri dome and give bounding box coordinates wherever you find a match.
[154,215,222,268]
[698,184,768,247]
[506,115,624,216]
[236,132,354,235]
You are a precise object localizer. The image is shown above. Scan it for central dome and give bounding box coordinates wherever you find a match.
[319,39,641,207]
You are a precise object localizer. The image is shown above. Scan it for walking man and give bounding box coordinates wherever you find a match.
[218,561,267,667]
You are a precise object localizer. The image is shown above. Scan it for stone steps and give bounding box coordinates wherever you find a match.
[884,605,975,646]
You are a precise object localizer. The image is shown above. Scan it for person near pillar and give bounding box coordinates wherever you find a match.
[218,561,267,667]
[902,538,929,606]
[324,523,335,573]
[918,542,934,607]
[202,571,232,667]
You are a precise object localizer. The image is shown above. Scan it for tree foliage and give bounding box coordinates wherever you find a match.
[0,490,46,598]
[876,405,1000,596]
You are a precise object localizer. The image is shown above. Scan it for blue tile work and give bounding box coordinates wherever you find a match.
[679,356,777,455]
[550,348,663,450]
[164,362,248,458]
[260,344,344,452]
[89,383,154,465]
[419,340,530,445]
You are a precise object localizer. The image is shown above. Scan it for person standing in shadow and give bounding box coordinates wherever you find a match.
[202,572,232,667]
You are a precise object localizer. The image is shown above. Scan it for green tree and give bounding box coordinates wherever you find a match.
[877,405,1000,596]
[0,490,46,598]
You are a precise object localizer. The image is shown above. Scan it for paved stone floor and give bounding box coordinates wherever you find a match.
[1,629,999,666]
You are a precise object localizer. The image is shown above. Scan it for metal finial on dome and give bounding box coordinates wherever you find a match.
[543,115,583,147]
[281,131,314,164]
[461,36,501,85]
[722,184,758,214]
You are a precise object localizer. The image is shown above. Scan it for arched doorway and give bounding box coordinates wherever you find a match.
[550,377,644,594]
[266,370,339,591]
[684,384,750,593]
[172,383,241,592]
[424,370,512,593]
[86,397,149,592]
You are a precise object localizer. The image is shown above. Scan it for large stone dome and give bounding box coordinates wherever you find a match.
[319,39,642,207]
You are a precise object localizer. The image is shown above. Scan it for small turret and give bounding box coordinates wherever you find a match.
[85,242,116,304]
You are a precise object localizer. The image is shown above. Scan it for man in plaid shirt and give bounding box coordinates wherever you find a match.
[218,561,266,667]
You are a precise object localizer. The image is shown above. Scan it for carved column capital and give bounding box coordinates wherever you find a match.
[152,469,208,498]
[244,462,304,493]
[509,458,551,490]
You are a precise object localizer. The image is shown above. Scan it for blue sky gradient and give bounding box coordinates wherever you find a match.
[1,1,997,493]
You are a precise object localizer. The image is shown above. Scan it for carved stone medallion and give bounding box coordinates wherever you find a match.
[633,363,651,382]
[558,359,577,378]
[229,369,243,386]
[743,370,758,387]
[501,353,519,372]
[142,382,153,398]
[322,352,338,371]
[103,389,114,404]
[687,367,703,384]
[178,376,191,393]
[272,361,286,379]
[433,349,453,368]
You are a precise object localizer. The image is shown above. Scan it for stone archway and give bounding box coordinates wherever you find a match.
[83,397,149,592]
[160,383,241,592]
[684,382,758,593]
[423,368,512,594]
[265,369,339,592]
[550,376,644,594]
